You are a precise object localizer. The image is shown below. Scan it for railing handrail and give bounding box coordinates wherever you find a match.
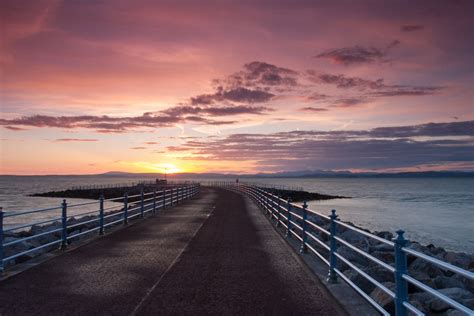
[205,181,473,316]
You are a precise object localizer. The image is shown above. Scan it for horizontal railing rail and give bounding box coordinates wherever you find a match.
[206,182,474,316]
[0,184,200,273]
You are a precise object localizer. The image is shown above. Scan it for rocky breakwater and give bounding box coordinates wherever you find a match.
[266,188,349,202]
[306,214,473,315]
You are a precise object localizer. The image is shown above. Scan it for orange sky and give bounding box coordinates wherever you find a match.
[1,1,473,175]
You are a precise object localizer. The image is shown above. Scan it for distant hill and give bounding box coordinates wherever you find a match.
[97,170,474,178]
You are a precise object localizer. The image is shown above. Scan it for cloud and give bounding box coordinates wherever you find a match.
[299,107,328,112]
[305,93,329,101]
[161,104,272,117]
[316,46,386,65]
[0,103,271,132]
[168,121,474,171]
[369,87,443,97]
[130,146,147,150]
[317,73,385,90]
[217,61,299,90]
[144,141,159,145]
[3,126,27,131]
[315,41,399,65]
[330,97,368,107]
[313,72,444,99]
[54,138,99,142]
[401,25,424,32]
[191,87,274,105]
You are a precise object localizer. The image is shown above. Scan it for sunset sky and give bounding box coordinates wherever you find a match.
[1,0,473,175]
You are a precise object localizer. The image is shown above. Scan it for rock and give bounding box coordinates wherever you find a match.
[308,214,326,227]
[434,275,466,290]
[375,231,394,242]
[409,257,443,278]
[337,245,368,269]
[339,229,369,251]
[429,288,473,313]
[370,282,395,315]
[461,298,474,309]
[344,269,375,294]
[409,299,429,314]
[371,251,394,264]
[3,237,33,258]
[443,252,474,270]
[407,292,433,314]
[370,243,393,253]
[445,309,465,316]
[363,265,393,283]
[427,244,446,257]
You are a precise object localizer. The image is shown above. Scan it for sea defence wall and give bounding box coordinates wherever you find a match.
[205,182,474,316]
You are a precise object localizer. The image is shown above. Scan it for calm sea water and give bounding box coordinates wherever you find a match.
[0,176,473,253]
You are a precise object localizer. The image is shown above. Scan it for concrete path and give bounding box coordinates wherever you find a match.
[0,188,346,315]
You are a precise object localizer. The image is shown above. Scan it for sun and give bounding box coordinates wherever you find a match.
[154,163,181,174]
[127,161,184,174]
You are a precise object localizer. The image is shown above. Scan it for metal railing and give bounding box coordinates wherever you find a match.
[208,182,474,316]
[0,184,200,273]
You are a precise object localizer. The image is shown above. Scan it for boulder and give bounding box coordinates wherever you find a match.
[337,245,368,269]
[409,257,444,278]
[344,269,375,294]
[443,252,474,270]
[363,265,394,283]
[374,231,394,242]
[410,292,432,312]
[445,310,465,316]
[434,275,466,290]
[339,229,369,251]
[308,214,326,227]
[369,243,393,253]
[429,288,473,313]
[370,282,395,315]
[371,251,394,264]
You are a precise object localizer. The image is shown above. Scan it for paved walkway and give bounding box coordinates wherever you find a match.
[0,189,346,315]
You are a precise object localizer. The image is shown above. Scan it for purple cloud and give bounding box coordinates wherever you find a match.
[54,138,99,142]
[299,107,328,112]
[169,121,474,171]
[401,25,424,32]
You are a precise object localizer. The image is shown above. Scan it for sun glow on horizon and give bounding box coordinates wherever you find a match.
[126,161,186,174]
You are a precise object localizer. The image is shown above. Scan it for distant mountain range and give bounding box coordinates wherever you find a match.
[99,170,474,178]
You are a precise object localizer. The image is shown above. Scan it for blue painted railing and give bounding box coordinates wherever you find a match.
[0,183,200,273]
[208,182,473,316]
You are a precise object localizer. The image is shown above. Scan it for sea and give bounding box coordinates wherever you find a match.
[0,175,473,253]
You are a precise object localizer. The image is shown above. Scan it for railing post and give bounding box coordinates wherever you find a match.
[153,190,156,213]
[394,230,409,316]
[264,193,269,214]
[140,187,144,218]
[0,208,4,274]
[327,209,338,283]
[171,188,174,206]
[162,189,166,209]
[123,193,129,225]
[276,195,282,227]
[60,199,68,249]
[99,194,104,235]
[300,201,308,253]
[269,194,274,219]
[285,198,292,238]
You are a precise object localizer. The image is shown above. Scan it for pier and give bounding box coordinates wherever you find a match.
[0,183,473,315]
